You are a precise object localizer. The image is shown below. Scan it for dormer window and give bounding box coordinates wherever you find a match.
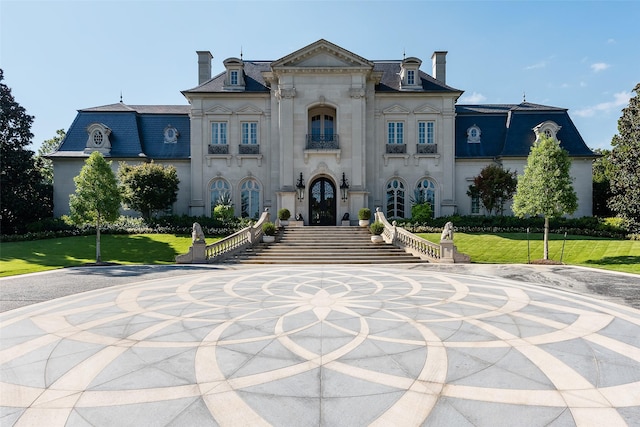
[400,57,422,89]
[223,57,245,91]
[533,121,561,141]
[84,123,112,154]
[467,125,481,143]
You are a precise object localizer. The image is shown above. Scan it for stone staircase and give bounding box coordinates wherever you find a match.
[228,226,425,264]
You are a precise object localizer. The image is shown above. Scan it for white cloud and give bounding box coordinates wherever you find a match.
[459,92,487,104]
[607,38,616,44]
[574,91,630,117]
[591,62,611,72]
[525,61,547,70]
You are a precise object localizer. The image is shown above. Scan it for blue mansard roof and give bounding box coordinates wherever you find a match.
[455,102,595,159]
[50,103,191,159]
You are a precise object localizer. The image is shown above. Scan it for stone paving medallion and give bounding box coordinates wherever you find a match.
[1,266,639,426]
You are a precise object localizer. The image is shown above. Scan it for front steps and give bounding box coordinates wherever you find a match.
[228,226,424,264]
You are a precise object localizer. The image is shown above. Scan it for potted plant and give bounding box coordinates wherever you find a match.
[369,221,385,243]
[358,208,371,227]
[277,208,291,227]
[262,221,276,243]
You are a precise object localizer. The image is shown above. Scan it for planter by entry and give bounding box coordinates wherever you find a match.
[371,235,384,244]
[279,220,289,227]
[359,219,369,227]
[262,235,275,243]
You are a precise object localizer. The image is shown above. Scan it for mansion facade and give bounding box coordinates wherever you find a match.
[50,39,596,224]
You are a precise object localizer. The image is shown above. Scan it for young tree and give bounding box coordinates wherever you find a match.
[592,148,613,217]
[118,161,179,219]
[69,152,121,263]
[512,135,578,260]
[466,164,518,215]
[36,129,66,185]
[608,83,640,233]
[0,69,52,234]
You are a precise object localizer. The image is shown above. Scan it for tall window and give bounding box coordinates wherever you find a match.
[210,179,231,216]
[310,114,334,140]
[242,122,258,145]
[418,121,434,145]
[471,193,480,214]
[212,122,227,145]
[416,179,436,215]
[407,70,415,85]
[387,122,404,144]
[241,179,260,219]
[230,70,238,85]
[386,179,406,218]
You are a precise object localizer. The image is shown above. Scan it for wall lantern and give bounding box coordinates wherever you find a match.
[296,172,305,201]
[340,172,349,202]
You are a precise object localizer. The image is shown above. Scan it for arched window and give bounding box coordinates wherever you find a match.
[386,179,406,218]
[210,179,231,216]
[416,178,437,216]
[240,179,260,219]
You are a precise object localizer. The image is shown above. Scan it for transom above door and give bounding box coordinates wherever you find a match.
[309,177,336,226]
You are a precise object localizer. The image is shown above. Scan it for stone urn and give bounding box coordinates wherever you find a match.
[370,235,384,244]
[262,235,275,243]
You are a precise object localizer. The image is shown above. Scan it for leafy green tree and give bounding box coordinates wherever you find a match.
[118,161,179,219]
[0,69,52,234]
[512,135,577,259]
[608,83,640,233]
[591,148,613,217]
[69,152,121,263]
[36,129,66,185]
[410,189,433,223]
[466,164,518,215]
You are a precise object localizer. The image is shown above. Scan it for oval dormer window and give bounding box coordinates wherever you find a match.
[93,130,104,146]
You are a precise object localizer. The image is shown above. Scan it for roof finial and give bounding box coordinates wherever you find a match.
[403,48,406,60]
[240,46,243,60]
[120,91,123,103]
[522,91,526,103]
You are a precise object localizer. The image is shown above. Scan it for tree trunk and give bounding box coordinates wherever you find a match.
[543,216,549,260]
[96,212,101,263]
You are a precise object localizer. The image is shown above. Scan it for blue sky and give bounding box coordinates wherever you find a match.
[1,0,638,152]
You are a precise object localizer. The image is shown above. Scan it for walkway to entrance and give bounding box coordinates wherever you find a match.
[2,265,639,425]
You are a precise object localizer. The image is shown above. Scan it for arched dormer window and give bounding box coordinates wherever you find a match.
[84,123,112,154]
[467,125,481,144]
[400,57,422,90]
[533,121,561,141]
[223,57,245,91]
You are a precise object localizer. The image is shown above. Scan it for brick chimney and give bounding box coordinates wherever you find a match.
[431,51,447,84]
[197,51,213,84]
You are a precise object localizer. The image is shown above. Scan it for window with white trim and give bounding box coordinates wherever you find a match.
[416,178,436,216]
[241,179,260,219]
[210,179,231,216]
[387,122,404,144]
[230,70,238,86]
[211,122,228,145]
[407,70,415,85]
[471,193,480,214]
[386,179,406,218]
[418,121,434,145]
[241,122,258,145]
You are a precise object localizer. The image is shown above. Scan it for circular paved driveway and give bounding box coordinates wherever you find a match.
[1,266,639,426]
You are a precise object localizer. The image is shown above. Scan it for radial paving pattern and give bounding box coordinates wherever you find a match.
[1,266,640,426]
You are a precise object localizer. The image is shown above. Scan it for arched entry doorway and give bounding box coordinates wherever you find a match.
[309,177,336,226]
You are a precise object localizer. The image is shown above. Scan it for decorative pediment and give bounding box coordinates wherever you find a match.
[414,104,441,114]
[383,104,411,114]
[236,104,263,115]
[206,105,233,115]
[271,39,374,70]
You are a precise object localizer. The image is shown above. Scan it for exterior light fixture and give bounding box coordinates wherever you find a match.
[296,172,305,201]
[340,172,349,202]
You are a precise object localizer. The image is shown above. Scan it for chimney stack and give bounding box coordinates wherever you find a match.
[431,51,447,84]
[197,51,213,84]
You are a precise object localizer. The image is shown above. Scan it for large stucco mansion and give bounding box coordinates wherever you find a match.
[50,39,596,224]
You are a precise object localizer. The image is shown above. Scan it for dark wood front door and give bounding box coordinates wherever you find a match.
[309,178,336,226]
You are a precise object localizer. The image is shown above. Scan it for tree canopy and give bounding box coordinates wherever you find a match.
[466,164,517,215]
[0,69,52,234]
[512,135,577,259]
[118,161,179,219]
[37,129,66,185]
[69,152,121,262]
[608,83,640,233]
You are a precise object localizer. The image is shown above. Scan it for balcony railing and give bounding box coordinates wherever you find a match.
[386,144,407,154]
[416,143,438,154]
[306,134,340,150]
[239,144,260,155]
[208,144,229,155]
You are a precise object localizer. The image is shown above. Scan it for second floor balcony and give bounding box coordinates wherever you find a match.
[306,134,340,150]
[239,144,260,155]
[416,143,438,154]
[386,144,407,154]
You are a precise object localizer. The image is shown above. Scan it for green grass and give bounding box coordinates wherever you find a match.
[0,234,197,277]
[419,232,640,274]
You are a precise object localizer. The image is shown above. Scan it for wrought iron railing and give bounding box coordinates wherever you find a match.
[374,208,441,261]
[205,209,270,262]
[306,134,340,150]
[208,144,229,155]
[386,144,407,154]
[239,144,260,155]
[416,143,438,154]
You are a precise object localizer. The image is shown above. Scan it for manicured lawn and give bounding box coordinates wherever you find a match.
[419,232,640,274]
[0,234,197,277]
